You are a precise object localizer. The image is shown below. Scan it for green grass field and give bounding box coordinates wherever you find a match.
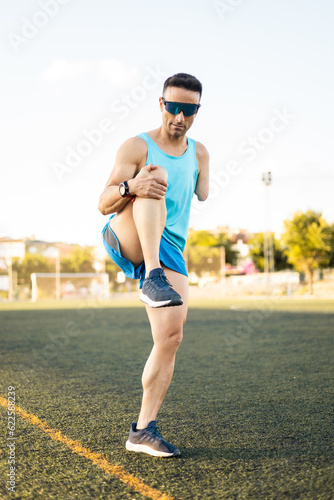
[1,298,333,499]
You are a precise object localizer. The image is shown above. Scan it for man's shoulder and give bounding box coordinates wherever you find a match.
[118,135,148,160]
[121,135,147,151]
[195,141,209,160]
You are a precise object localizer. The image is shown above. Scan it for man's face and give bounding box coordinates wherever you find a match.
[159,87,201,138]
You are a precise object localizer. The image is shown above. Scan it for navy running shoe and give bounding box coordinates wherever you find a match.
[140,268,183,308]
[125,420,181,457]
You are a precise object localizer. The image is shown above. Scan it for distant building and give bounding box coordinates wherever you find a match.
[0,237,26,295]
[0,235,79,263]
[1,235,104,274]
[25,239,77,261]
[0,237,26,261]
[213,225,251,244]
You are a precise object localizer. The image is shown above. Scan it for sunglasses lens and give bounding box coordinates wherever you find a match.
[164,101,199,117]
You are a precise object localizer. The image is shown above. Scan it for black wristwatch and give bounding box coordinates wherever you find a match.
[119,180,132,198]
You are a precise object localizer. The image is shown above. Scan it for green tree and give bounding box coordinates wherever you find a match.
[12,254,54,287]
[282,210,331,294]
[214,232,239,266]
[105,258,122,291]
[61,246,95,273]
[187,230,220,276]
[248,233,291,272]
[325,223,334,268]
[186,229,238,277]
[187,230,218,247]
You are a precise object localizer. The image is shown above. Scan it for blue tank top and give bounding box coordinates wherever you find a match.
[138,132,198,253]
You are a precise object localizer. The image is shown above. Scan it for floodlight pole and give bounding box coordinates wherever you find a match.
[31,273,37,302]
[7,256,13,301]
[55,248,61,300]
[262,171,274,295]
[220,245,226,296]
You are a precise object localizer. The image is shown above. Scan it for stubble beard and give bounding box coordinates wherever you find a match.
[169,123,187,138]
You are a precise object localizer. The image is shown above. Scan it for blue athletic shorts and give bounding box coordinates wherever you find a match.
[102,215,188,289]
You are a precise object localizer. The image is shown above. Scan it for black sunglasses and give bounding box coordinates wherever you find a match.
[161,98,201,117]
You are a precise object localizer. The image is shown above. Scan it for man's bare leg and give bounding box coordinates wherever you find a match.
[109,165,168,274]
[132,197,166,277]
[136,268,188,430]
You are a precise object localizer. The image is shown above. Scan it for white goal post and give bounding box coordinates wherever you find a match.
[30,273,109,302]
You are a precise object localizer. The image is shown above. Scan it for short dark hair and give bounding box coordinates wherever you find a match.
[163,73,202,99]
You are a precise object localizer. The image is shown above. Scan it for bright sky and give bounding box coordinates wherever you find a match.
[1,0,333,246]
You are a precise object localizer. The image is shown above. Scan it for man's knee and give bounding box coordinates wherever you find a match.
[169,327,183,347]
[155,324,183,350]
[154,165,168,183]
[166,330,183,352]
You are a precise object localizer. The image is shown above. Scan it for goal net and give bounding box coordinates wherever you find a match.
[30,273,109,301]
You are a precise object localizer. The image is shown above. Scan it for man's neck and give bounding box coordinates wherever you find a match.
[148,127,188,155]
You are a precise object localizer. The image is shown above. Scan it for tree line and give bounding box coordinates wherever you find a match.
[8,210,334,295]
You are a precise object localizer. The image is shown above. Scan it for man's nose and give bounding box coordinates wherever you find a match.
[176,111,186,122]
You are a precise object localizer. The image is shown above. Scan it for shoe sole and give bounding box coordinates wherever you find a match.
[125,440,181,457]
[139,293,183,308]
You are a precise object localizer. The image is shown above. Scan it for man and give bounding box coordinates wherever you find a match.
[98,73,209,457]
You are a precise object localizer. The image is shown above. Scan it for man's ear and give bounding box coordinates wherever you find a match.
[159,97,164,112]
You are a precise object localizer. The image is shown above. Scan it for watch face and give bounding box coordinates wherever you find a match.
[119,183,126,196]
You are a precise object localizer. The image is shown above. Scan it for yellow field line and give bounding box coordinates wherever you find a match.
[0,396,174,500]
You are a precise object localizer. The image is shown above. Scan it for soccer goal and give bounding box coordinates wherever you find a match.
[30,273,109,301]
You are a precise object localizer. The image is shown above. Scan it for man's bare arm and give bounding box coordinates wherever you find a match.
[195,142,209,201]
[98,137,168,215]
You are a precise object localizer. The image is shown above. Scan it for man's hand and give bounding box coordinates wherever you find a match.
[128,164,168,200]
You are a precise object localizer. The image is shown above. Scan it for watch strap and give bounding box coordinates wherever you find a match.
[119,180,133,198]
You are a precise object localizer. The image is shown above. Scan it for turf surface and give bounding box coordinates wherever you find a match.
[0,299,333,499]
